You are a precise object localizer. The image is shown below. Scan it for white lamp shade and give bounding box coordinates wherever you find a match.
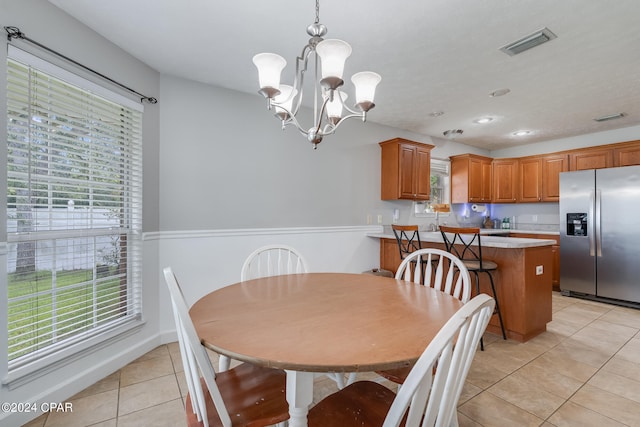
[252,53,286,90]
[351,71,381,103]
[315,39,352,79]
[326,92,348,118]
[273,84,297,113]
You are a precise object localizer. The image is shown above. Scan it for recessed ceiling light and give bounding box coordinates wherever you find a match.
[443,129,463,139]
[474,117,494,124]
[513,130,531,136]
[428,111,444,118]
[489,88,510,97]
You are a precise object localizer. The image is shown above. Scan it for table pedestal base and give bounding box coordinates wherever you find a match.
[285,370,314,427]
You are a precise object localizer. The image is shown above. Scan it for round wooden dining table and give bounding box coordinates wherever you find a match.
[190,272,464,427]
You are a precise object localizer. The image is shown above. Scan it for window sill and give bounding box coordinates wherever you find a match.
[414,202,451,217]
[3,318,145,390]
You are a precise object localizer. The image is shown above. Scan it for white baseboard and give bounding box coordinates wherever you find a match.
[1,333,162,427]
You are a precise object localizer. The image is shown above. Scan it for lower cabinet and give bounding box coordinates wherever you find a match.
[379,237,553,342]
[380,238,402,275]
[512,233,560,291]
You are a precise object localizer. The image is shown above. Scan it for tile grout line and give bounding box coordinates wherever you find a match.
[114,366,122,427]
[542,302,638,426]
[467,298,621,425]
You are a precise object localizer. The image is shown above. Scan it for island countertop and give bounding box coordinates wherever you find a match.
[367,231,556,249]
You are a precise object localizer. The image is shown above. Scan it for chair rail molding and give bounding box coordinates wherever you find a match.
[156,224,382,337]
[146,225,383,241]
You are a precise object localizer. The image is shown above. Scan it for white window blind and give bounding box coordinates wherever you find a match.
[6,48,143,372]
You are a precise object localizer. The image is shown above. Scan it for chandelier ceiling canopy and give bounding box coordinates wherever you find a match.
[253,0,381,149]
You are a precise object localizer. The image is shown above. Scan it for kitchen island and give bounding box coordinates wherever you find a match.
[369,230,555,342]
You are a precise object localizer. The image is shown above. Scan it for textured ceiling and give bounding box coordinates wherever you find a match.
[47,0,640,150]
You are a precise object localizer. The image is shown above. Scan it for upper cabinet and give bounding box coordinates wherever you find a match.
[569,147,614,171]
[492,158,518,203]
[380,138,434,200]
[518,157,542,202]
[540,154,569,201]
[450,154,492,203]
[451,140,640,205]
[518,154,568,202]
[568,140,640,170]
[613,141,640,167]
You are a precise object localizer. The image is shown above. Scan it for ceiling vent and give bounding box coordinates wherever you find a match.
[443,129,463,139]
[500,28,557,56]
[594,113,626,122]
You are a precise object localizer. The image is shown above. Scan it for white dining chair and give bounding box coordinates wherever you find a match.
[218,245,309,373]
[163,267,289,427]
[236,244,354,389]
[240,244,308,281]
[395,247,472,303]
[307,294,495,427]
[376,248,473,384]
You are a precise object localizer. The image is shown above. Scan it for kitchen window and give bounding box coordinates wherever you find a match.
[430,158,450,209]
[5,47,143,382]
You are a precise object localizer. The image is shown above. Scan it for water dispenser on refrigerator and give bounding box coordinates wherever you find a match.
[566,213,587,236]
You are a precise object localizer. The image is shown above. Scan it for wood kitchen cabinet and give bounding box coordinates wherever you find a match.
[380,237,402,275]
[518,157,542,202]
[450,154,492,203]
[613,140,640,167]
[492,158,518,203]
[380,138,434,200]
[519,154,568,202]
[379,237,553,342]
[450,139,639,205]
[541,154,568,201]
[569,147,613,170]
[514,233,560,291]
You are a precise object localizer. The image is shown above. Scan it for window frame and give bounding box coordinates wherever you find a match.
[4,46,144,385]
[430,157,451,209]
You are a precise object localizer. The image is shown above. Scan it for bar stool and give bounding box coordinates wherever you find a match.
[439,226,507,349]
[391,224,422,260]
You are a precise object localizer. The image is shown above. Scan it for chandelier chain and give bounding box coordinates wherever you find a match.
[315,0,320,24]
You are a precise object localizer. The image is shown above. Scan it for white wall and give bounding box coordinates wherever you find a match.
[156,226,383,338]
[154,76,491,339]
[0,1,161,425]
[158,74,488,230]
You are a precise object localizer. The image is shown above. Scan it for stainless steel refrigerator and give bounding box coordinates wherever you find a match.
[559,165,640,306]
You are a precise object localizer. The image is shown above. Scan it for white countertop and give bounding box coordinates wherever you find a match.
[368,230,557,249]
[485,229,559,236]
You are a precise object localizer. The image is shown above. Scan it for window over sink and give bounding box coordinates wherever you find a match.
[414,158,450,216]
[430,158,450,211]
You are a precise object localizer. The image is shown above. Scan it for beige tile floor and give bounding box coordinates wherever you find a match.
[22,292,640,427]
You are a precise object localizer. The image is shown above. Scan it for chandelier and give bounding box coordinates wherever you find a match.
[252,0,381,149]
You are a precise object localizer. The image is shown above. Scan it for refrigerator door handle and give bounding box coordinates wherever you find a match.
[589,190,596,257]
[595,189,602,257]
